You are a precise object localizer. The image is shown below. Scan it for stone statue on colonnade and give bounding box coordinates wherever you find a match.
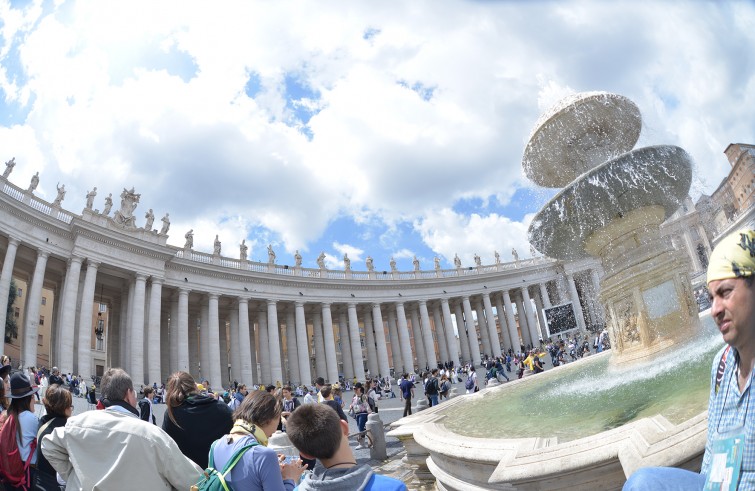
[453,253,461,268]
[390,257,397,272]
[2,158,15,179]
[366,256,374,271]
[213,235,221,255]
[27,172,39,193]
[160,213,170,234]
[267,244,276,264]
[294,250,302,267]
[494,250,501,264]
[53,183,66,206]
[103,193,113,215]
[317,252,326,269]
[343,253,351,270]
[434,256,440,270]
[184,229,194,249]
[240,240,248,260]
[512,248,519,262]
[85,187,97,209]
[474,253,481,266]
[144,209,155,230]
[113,187,140,228]
[413,256,420,271]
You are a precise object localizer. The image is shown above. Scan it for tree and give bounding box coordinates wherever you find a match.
[5,278,17,343]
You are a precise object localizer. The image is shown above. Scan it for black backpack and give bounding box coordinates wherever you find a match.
[425,377,438,395]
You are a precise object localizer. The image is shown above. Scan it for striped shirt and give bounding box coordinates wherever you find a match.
[702,345,755,490]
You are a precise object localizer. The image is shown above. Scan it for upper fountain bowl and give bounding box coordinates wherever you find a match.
[528,145,693,260]
[523,92,642,188]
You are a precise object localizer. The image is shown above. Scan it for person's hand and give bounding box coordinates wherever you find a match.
[279,457,306,481]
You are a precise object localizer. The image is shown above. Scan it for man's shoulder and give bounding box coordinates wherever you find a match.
[366,474,408,490]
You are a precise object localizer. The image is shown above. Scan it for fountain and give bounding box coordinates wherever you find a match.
[388,92,711,490]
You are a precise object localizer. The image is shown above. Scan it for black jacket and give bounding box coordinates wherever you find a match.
[34,414,68,490]
[323,400,348,422]
[162,394,233,469]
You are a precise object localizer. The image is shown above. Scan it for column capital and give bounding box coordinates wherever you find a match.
[321,301,331,308]
[37,249,50,259]
[417,299,427,306]
[372,302,381,309]
[135,272,148,281]
[347,302,357,309]
[208,292,219,301]
[7,236,20,247]
[150,276,164,286]
[238,296,250,304]
[295,300,304,308]
[481,291,490,299]
[178,287,190,296]
[266,299,277,306]
[86,259,101,269]
[69,255,84,266]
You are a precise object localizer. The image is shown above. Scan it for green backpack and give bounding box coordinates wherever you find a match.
[192,440,258,491]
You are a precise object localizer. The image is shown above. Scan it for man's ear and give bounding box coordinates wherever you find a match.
[340,419,350,437]
[299,450,315,460]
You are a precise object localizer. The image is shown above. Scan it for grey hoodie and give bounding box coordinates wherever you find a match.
[296,463,374,491]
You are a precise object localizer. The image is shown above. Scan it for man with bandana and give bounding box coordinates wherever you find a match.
[624,230,755,490]
[40,368,202,490]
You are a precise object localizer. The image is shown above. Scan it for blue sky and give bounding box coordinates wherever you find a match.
[0,0,753,271]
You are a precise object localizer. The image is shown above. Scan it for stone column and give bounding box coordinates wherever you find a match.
[461,296,481,365]
[188,315,199,378]
[160,308,170,382]
[521,287,540,345]
[347,303,365,380]
[170,294,179,374]
[539,283,552,309]
[566,273,588,334]
[418,300,437,369]
[514,292,531,348]
[590,269,606,326]
[295,301,311,386]
[207,293,223,390]
[697,224,712,255]
[338,311,354,380]
[371,303,390,379]
[453,301,471,364]
[177,288,190,373]
[258,309,271,384]
[285,308,298,384]
[395,302,415,374]
[237,298,254,384]
[73,259,97,378]
[312,310,327,380]
[493,293,512,352]
[320,303,339,383]
[682,229,703,272]
[482,293,502,357]
[219,317,229,387]
[0,237,19,334]
[147,277,163,385]
[58,255,83,374]
[534,288,548,340]
[502,290,520,351]
[432,303,449,365]
[409,306,426,370]
[386,308,403,375]
[128,272,147,385]
[22,249,48,367]
[267,300,283,385]
[440,298,459,367]
[229,308,241,382]
[248,312,258,384]
[122,282,134,370]
[474,298,491,357]
[363,310,379,378]
[199,301,209,382]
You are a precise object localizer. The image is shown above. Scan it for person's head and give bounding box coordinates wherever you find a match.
[707,230,755,351]
[320,384,332,400]
[315,377,325,388]
[43,383,73,418]
[233,390,281,437]
[265,384,275,393]
[143,386,154,398]
[282,385,293,399]
[353,382,364,395]
[402,372,408,380]
[287,403,346,461]
[101,368,135,406]
[431,368,438,376]
[238,384,247,395]
[165,371,198,426]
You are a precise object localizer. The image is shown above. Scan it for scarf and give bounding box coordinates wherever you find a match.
[101,398,139,416]
[230,419,268,446]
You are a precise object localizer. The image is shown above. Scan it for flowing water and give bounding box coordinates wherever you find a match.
[441,314,721,442]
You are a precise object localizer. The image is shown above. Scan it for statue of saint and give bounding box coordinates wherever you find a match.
[453,253,461,268]
[413,256,420,271]
[294,250,302,267]
[434,256,441,270]
[184,229,194,249]
[144,209,155,230]
[389,257,397,272]
[85,187,97,209]
[113,187,140,228]
[366,256,374,271]
[213,235,221,255]
[494,250,501,264]
[512,248,519,262]
[267,244,276,264]
[317,251,326,269]
[27,172,39,193]
[343,253,351,271]
[103,193,113,215]
[53,183,66,206]
[474,253,481,266]
[2,158,15,179]
[240,240,248,261]
[159,213,170,234]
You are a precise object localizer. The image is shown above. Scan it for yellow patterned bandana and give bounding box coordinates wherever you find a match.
[707,230,755,284]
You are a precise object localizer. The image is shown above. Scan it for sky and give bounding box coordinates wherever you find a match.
[0,0,753,271]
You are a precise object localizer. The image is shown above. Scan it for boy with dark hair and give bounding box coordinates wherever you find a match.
[287,404,406,490]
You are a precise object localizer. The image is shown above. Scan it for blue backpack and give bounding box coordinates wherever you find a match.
[465,375,475,390]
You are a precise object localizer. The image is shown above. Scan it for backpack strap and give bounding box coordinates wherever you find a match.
[715,346,733,395]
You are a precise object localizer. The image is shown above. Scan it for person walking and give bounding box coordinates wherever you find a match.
[399,373,415,417]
